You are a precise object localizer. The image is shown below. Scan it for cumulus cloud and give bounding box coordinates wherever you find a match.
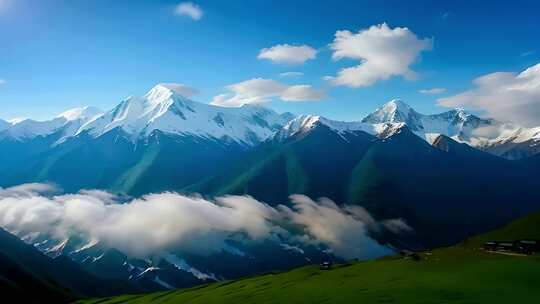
[438,63,540,126]
[329,23,432,88]
[211,78,325,107]
[279,71,304,78]
[174,2,203,21]
[419,87,446,94]
[258,44,317,65]
[0,184,410,260]
[159,83,199,98]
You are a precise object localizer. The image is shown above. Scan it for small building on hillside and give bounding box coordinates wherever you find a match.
[483,240,540,255]
[319,261,333,270]
[516,240,540,254]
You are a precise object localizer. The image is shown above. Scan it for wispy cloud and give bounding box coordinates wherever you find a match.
[211,78,325,107]
[521,51,534,57]
[258,44,317,65]
[0,78,6,85]
[174,2,203,21]
[0,184,410,259]
[419,87,446,95]
[279,71,304,78]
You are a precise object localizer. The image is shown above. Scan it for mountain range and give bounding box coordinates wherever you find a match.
[1,84,539,294]
[1,86,538,163]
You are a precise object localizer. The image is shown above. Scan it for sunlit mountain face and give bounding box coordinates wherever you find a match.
[1,1,540,303]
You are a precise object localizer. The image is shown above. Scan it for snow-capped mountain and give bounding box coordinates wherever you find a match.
[0,84,292,146]
[78,84,292,146]
[0,87,538,160]
[0,106,104,141]
[360,99,540,159]
[273,99,540,159]
[0,119,10,132]
[276,114,403,141]
[57,106,103,122]
[361,99,498,143]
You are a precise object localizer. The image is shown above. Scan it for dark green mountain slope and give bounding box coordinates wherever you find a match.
[0,129,248,195]
[188,125,377,204]
[191,126,540,248]
[0,228,135,303]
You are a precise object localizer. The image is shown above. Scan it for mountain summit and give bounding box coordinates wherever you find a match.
[78,84,291,145]
[362,99,419,125]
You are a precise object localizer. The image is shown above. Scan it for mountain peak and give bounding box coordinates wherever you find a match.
[277,115,322,139]
[384,99,412,112]
[144,84,181,106]
[145,83,197,102]
[78,85,292,145]
[362,99,419,125]
[57,106,103,122]
[276,114,381,141]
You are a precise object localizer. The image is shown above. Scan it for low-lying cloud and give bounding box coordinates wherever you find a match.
[0,184,410,260]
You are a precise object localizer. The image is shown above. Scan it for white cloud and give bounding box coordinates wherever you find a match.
[159,83,199,98]
[174,2,203,21]
[329,23,432,88]
[280,195,393,259]
[211,78,325,107]
[419,87,446,94]
[0,79,6,85]
[281,85,325,101]
[438,63,540,126]
[0,184,408,260]
[279,71,304,78]
[258,44,317,65]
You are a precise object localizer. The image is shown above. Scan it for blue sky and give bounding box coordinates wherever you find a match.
[1,0,539,121]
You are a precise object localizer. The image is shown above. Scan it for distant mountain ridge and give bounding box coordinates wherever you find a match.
[275,99,540,159]
[0,87,538,159]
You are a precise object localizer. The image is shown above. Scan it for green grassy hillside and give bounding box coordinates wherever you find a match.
[77,212,540,304]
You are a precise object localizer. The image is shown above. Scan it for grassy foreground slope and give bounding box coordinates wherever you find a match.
[78,212,540,304]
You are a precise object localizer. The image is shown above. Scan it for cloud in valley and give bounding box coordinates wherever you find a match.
[0,184,408,259]
[438,63,540,126]
[211,78,325,107]
[329,23,432,88]
[258,44,317,65]
[174,2,203,21]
